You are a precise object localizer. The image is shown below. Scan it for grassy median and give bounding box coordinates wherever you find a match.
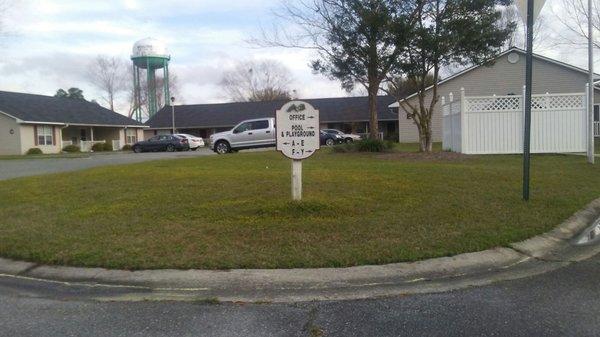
[0,147,598,270]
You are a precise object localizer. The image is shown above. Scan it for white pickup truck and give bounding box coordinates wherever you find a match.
[209,118,276,154]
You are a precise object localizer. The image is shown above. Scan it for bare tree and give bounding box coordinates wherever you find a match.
[220,60,293,102]
[554,0,600,49]
[499,5,549,51]
[87,55,128,111]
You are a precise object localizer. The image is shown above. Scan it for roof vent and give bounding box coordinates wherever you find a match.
[508,52,520,64]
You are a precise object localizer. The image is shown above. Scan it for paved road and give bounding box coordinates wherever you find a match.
[1,252,600,336]
[0,149,215,180]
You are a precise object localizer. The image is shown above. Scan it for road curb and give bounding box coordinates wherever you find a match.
[1,198,599,302]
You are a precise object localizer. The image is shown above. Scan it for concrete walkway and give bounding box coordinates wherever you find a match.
[2,198,599,303]
[0,149,215,180]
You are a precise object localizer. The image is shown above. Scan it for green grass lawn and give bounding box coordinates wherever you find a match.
[0,148,598,270]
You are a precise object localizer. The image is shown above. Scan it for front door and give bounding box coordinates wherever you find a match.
[80,129,87,141]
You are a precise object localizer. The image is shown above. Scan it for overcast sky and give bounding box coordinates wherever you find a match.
[0,0,595,116]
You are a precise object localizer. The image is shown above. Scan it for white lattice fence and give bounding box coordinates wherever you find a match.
[443,90,588,154]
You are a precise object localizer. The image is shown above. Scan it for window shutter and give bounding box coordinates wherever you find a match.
[34,125,38,146]
[52,126,56,146]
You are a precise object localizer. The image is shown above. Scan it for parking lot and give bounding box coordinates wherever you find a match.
[0,149,215,181]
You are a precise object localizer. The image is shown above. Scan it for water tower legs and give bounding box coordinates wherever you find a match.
[146,58,158,118]
[132,64,143,123]
[163,58,170,107]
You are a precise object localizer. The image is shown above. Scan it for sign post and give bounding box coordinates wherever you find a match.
[291,159,302,200]
[516,0,547,201]
[276,101,320,201]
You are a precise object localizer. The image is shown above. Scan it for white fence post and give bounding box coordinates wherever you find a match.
[522,85,526,152]
[586,83,595,163]
[460,88,466,154]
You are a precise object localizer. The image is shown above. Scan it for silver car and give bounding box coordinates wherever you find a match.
[209,118,276,154]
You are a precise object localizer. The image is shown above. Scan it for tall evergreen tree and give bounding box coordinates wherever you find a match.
[55,87,86,100]
[394,0,515,152]
[256,0,419,139]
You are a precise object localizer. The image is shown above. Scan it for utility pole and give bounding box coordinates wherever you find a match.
[589,0,596,164]
[523,0,535,201]
[171,96,176,134]
[517,0,547,201]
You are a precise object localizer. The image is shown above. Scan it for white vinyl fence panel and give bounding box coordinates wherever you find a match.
[443,90,588,155]
[442,98,462,152]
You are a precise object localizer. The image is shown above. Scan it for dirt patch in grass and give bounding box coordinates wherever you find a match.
[375,151,470,162]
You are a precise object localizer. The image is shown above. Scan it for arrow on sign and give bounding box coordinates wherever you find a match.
[307,126,315,130]
[307,116,315,119]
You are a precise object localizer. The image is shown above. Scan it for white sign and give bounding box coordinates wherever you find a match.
[276,101,320,160]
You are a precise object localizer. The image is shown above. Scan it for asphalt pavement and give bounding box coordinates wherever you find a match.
[1,251,600,336]
[0,149,215,180]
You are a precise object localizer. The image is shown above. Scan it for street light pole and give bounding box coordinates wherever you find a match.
[589,0,596,164]
[170,96,176,134]
[523,0,535,201]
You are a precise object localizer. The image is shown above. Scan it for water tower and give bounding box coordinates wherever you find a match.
[131,38,171,122]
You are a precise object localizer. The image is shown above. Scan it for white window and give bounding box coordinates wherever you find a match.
[37,125,53,146]
[126,129,137,144]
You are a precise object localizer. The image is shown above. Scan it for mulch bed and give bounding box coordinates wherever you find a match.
[375,151,471,162]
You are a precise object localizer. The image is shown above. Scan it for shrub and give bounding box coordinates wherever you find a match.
[330,139,395,153]
[356,139,395,152]
[384,132,399,142]
[122,144,132,151]
[331,143,355,153]
[62,144,80,153]
[91,143,105,152]
[102,142,113,151]
[26,148,43,155]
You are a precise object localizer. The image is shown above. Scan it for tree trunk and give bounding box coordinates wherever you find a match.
[368,86,379,140]
[417,105,433,152]
[419,125,433,152]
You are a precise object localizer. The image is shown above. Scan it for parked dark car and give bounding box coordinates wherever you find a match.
[320,130,344,146]
[322,129,363,143]
[132,135,189,153]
